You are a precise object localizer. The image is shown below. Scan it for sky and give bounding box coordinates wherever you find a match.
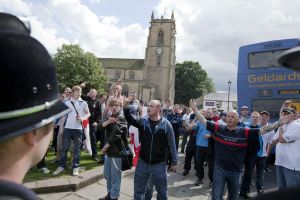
[2,0,300,93]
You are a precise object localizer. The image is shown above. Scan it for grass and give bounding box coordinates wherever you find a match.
[24,149,102,183]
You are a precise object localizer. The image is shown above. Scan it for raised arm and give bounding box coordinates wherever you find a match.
[259,114,290,135]
[123,97,142,128]
[189,99,207,128]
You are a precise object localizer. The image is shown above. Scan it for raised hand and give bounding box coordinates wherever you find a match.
[123,96,131,108]
[189,98,197,110]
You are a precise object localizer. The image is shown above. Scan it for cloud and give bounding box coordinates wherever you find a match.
[0,0,31,16]
[1,0,148,59]
[155,0,300,92]
[2,0,300,93]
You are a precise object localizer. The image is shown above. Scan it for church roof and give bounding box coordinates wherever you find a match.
[99,58,144,70]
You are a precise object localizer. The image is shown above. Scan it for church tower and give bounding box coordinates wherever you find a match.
[141,11,176,102]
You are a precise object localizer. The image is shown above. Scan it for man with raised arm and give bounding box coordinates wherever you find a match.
[124,98,177,200]
[189,99,290,200]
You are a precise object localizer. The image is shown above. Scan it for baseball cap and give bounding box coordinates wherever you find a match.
[241,106,249,110]
[260,111,270,116]
[281,107,296,114]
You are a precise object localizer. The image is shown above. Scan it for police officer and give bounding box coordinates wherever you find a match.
[0,13,70,199]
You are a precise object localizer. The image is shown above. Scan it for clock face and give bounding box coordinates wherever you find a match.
[155,47,163,55]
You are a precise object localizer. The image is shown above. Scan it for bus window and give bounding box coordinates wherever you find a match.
[248,50,286,69]
[252,99,285,120]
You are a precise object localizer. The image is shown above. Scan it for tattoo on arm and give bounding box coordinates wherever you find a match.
[260,121,281,134]
[194,110,207,127]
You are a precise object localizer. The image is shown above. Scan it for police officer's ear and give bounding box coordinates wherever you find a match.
[23,123,54,146]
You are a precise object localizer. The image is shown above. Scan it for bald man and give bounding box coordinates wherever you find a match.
[189,99,290,200]
[124,99,178,200]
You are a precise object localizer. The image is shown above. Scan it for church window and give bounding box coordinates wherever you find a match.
[114,70,121,80]
[129,71,135,80]
[157,30,164,46]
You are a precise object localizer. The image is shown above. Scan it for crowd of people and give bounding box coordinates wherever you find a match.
[1,13,300,200]
[45,80,300,200]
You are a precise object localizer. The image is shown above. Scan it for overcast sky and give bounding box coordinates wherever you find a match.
[2,0,300,93]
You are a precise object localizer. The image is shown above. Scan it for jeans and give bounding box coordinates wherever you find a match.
[255,157,266,190]
[89,124,98,157]
[134,159,168,200]
[195,146,208,179]
[240,153,256,195]
[180,129,189,152]
[104,156,122,199]
[212,164,240,200]
[59,128,82,168]
[144,175,154,200]
[276,165,300,189]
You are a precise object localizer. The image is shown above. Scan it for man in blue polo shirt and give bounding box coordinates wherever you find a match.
[192,119,211,186]
[189,99,290,200]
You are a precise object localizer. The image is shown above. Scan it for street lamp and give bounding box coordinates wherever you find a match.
[227,80,232,112]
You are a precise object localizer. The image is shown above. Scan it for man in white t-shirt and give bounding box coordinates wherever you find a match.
[255,111,275,194]
[54,86,90,176]
[180,107,192,153]
[273,107,300,189]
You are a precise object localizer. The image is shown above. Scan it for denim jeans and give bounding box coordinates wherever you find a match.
[104,156,122,199]
[59,128,82,168]
[255,157,266,190]
[212,164,240,200]
[276,165,300,189]
[144,175,154,200]
[180,129,189,152]
[240,153,256,195]
[134,159,167,200]
[89,124,98,157]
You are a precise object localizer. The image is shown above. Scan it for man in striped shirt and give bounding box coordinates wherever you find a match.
[189,99,290,200]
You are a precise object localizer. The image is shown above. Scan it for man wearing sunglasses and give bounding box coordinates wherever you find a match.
[272,107,300,190]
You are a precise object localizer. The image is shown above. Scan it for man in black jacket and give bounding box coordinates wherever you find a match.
[82,88,102,161]
[124,99,177,200]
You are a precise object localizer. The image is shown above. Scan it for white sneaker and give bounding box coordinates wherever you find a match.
[73,167,79,176]
[53,166,64,175]
[39,167,50,174]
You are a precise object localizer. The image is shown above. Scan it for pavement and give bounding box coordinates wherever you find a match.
[24,154,278,200]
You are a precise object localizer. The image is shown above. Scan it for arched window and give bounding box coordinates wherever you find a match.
[157,30,164,46]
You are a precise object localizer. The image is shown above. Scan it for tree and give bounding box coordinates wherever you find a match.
[53,44,107,94]
[175,61,215,105]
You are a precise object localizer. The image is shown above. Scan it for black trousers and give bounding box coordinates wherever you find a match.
[240,153,257,195]
[37,154,47,169]
[183,143,196,171]
[195,146,208,179]
[51,126,59,152]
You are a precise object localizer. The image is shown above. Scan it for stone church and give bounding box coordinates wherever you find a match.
[99,12,176,103]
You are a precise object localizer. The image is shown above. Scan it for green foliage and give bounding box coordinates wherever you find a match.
[175,61,215,105]
[53,44,107,94]
[24,150,101,182]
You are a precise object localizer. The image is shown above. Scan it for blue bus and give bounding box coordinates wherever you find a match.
[237,39,300,120]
